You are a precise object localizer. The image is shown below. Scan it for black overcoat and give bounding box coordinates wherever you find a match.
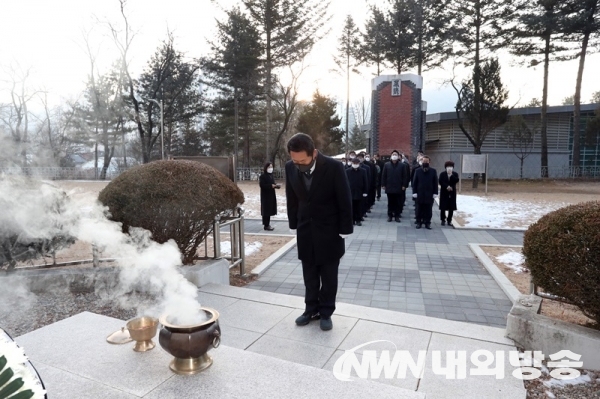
[412,167,439,205]
[259,172,278,216]
[438,171,459,211]
[381,161,409,194]
[345,167,368,200]
[286,153,353,264]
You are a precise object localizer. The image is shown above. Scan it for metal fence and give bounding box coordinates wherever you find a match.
[236,167,286,181]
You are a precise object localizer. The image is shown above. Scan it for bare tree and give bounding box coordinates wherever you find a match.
[352,97,371,129]
[0,65,40,166]
[269,63,306,165]
[501,115,537,179]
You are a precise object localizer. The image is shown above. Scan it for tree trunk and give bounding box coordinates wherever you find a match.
[520,157,524,179]
[345,52,350,153]
[541,33,550,178]
[572,31,590,174]
[472,145,481,189]
[244,100,250,168]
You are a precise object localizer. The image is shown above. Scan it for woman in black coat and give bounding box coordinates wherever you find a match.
[439,160,460,226]
[259,162,280,231]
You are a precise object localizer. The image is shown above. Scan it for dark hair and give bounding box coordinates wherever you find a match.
[287,133,315,156]
[391,149,400,156]
[422,155,430,161]
[351,157,361,164]
[263,162,273,173]
[444,161,455,168]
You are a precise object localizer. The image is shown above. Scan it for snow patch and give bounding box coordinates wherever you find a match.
[496,250,528,273]
[456,195,566,229]
[542,374,591,388]
[220,241,262,256]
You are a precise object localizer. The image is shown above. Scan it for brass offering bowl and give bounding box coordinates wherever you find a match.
[126,316,159,352]
[159,307,221,375]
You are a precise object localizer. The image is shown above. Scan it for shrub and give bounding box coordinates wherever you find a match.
[0,177,75,270]
[98,160,244,265]
[523,201,600,325]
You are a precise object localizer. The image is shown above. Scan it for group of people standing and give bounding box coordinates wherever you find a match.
[258,133,461,331]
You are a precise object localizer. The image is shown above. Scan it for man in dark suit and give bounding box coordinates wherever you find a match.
[345,157,368,226]
[381,149,410,222]
[412,155,439,229]
[285,133,353,331]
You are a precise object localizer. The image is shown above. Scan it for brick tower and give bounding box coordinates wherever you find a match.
[370,74,426,160]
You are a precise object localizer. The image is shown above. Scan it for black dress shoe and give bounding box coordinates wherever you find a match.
[425,224,432,230]
[295,312,320,326]
[441,220,446,226]
[448,222,454,227]
[356,221,362,226]
[366,210,371,213]
[395,217,401,223]
[264,225,274,231]
[387,216,392,222]
[416,224,422,229]
[320,317,333,331]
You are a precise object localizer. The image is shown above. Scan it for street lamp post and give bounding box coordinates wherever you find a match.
[146,98,164,160]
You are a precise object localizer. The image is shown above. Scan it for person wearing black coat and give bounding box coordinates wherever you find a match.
[259,162,280,231]
[439,160,460,227]
[345,158,368,226]
[381,149,410,222]
[285,133,353,331]
[412,155,439,229]
[357,154,371,219]
[373,154,385,200]
[363,153,378,209]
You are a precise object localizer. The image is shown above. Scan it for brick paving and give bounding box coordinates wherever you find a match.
[245,190,523,328]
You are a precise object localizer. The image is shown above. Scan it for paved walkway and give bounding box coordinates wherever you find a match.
[245,190,523,328]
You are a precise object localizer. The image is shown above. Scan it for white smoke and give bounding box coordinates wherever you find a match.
[1,175,207,326]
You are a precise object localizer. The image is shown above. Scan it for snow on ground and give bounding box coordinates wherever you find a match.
[456,195,566,229]
[220,241,262,256]
[495,251,528,273]
[542,373,591,388]
[241,191,288,220]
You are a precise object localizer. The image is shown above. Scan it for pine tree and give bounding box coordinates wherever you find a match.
[509,0,572,177]
[452,58,509,188]
[296,90,343,154]
[134,35,202,162]
[203,8,262,167]
[241,0,330,160]
[384,0,417,74]
[360,7,389,76]
[333,15,362,158]
[410,0,454,75]
[348,124,367,151]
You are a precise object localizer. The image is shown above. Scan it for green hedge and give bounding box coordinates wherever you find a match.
[98,160,244,265]
[523,201,600,325]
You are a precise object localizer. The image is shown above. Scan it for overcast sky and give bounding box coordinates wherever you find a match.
[1,0,599,115]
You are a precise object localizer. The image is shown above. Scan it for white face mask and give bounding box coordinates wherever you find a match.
[267,167,273,173]
[352,163,360,169]
[365,157,370,162]
[347,161,352,166]
[419,161,423,166]
[446,167,453,173]
[391,155,399,161]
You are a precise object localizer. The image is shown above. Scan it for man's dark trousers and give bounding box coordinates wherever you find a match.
[301,259,340,317]
[417,203,433,225]
[352,199,362,223]
[387,193,401,217]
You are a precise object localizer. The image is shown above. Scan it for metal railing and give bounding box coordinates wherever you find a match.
[200,207,246,276]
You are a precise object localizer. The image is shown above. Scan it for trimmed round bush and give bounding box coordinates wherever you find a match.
[98,160,244,265]
[523,201,600,325]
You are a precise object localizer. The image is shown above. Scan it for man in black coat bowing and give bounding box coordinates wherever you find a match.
[285,133,353,331]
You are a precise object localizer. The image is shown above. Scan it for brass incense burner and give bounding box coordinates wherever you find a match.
[126,316,159,352]
[159,307,221,375]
